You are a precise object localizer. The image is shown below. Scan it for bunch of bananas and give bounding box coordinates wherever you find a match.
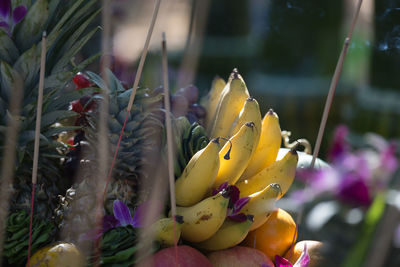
[167,69,300,251]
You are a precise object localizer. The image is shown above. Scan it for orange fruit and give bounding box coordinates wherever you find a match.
[242,208,297,261]
[284,240,325,267]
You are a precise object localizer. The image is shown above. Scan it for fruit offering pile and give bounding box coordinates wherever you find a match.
[149,69,315,267]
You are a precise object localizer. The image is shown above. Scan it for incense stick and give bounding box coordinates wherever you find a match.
[295,0,364,225]
[309,0,363,170]
[162,32,179,261]
[26,31,47,267]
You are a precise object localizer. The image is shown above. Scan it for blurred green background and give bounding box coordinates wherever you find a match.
[90,0,400,156]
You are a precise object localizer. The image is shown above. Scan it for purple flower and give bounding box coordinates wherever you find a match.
[336,173,371,206]
[80,200,145,241]
[275,243,309,267]
[328,124,349,162]
[0,0,27,35]
[113,199,143,227]
[212,183,250,222]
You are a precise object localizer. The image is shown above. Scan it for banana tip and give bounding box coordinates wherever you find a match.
[267,108,274,115]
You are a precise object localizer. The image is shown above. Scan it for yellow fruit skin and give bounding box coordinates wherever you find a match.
[284,240,325,267]
[236,149,298,197]
[229,97,262,151]
[194,217,253,251]
[29,242,85,267]
[242,183,282,231]
[210,71,250,139]
[176,193,229,243]
[175,138,221,206]
[240,109,281,181]
[204,76,227,132]
[152,217,182,246]
[213,122,255,188]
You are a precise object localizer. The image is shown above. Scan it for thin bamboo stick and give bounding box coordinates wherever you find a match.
[26,31,47,267]
[295,0,364,224]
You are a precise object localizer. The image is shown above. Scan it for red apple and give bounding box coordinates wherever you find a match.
[139,245,212,267]
[207,246,274,267]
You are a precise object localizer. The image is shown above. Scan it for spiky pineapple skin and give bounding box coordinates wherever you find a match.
[55,71,166,241]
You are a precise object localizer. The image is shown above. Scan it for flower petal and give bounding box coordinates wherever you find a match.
[103,215,120,232]
[212,181,228,196]
[113,200,132,226]
[233,196,250,213]
[227,213,248,222]
[337,176,371,206]
[227,185,240,209]
[275,255,293,267]
[0,20,9,30]
[0,0,11,20]
[294,243,310,267]
[12,5,27,24]
[131,202,147,227]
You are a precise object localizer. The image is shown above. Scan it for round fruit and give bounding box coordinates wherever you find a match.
[140,245,212,267]
[243,208,297,261]
[207,246,274,267]
[29,242,85,267]
[171,94,189,117]
[284,240,325,267]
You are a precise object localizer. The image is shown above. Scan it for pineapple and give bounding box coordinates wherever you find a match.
[55,70,166,242]
[0,0,100,263]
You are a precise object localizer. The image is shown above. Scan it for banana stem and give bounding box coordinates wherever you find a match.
[217,137,233,160]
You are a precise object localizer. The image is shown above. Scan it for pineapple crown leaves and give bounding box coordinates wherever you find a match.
[3,210,55,265]
[81,70,165,181]
[0,0,101,179]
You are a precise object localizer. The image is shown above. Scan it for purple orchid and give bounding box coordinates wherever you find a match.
[80,200,144,241]
[291,125,398,207]
[275,243,310,267]
[212,182,250,222]
[0,0,27,35]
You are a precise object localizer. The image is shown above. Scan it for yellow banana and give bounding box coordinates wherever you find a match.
[236,148,298,197]
[240,109,282,180]
[229,97,262,147]
[203,76,227,132]
[151,216,183,246]
[213,122,256,188]
[194,216,253,251]
[175,192,229,242]
[241,183,282,230]
[175,138,221,206]
[210,69,250,139]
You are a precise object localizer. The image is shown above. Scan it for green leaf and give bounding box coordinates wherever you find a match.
[87,71,107,90]
[101,245,138,264]
[0,61,24,103]
[51,26,99,75]
[57,9,100,62]
[45,87,98,112]
[0,31,19,63]
[342,193,386,267]
[13,45,40,91]
[46,0,90,49]
[15,0,49,51]
[41,110,77,128]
